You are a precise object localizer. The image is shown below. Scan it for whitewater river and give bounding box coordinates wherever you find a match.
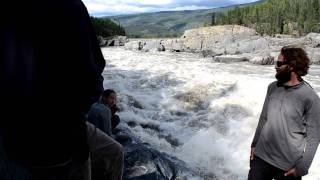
[101,47,320,180]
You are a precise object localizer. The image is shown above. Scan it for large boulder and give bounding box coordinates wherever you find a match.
[224,38,269,55]
[162,39,181,52]
[259,36,305,51]
[125,41,141,50]
[125,39,167,52]
[124,144,195,180]
[114,124,198,180]
[97,36,107,46]
[213,55,248,63]
[247,50,275,65]
[123,27,320,66]
[304,33,320,48]
[164,25,269,56]
[306,47,320,64]
[249,55,274,65]
[106,36,128,46]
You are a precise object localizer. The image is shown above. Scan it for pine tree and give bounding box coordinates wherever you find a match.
[215,0,320,35]
[211,13,216,26]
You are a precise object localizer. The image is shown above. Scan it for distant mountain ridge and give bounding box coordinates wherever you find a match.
[105,0,265,38]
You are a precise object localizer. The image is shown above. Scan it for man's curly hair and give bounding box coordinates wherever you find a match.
[281,45,310,76]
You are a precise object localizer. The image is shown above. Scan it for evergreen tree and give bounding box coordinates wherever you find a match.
[215,0,320,35]
[90,17,126,38]
[211,13,216,26]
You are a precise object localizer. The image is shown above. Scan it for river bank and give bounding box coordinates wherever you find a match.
[125,25,320,65]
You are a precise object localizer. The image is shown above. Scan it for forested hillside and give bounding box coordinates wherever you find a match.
[90,17,126,37]
[108,1,264,38]
[215,0,320,36]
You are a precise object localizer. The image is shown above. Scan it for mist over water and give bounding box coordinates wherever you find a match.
[101,47,320,180]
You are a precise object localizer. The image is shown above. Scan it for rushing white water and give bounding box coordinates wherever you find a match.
[101,47,320,180]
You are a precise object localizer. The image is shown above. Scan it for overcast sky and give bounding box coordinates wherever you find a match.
[83,0,260,16]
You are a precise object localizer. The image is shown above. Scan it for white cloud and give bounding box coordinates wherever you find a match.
[85,2,109,12]
[171,5,215,11]
[84,3,148,14]
[128,0,174,6]
[82,0,260,16]
[230,0,258,3]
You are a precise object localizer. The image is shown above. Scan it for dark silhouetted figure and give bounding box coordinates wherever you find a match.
[1,0,105,179]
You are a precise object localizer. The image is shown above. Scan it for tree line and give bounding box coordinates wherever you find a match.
[213,0,320,36]
[90,17,126,37]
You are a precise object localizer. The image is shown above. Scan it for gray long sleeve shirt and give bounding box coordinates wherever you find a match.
[251,81,320,176]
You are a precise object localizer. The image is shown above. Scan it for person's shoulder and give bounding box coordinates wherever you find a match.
[303,82,319,95]
[268,81,278,87]
[267,81,278,91]
[95,103,111,112]
[90,102,105,111]
[89,103,111,115]
[298,81,320,104]
[301,81,315,92]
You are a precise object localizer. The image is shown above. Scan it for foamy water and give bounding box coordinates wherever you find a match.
[101,47,320,180]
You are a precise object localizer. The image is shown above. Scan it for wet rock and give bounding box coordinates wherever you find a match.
[249,56,274,65]
[213,55,248,63]
[168,25,269,55]
[125,39,168,52]
[304,33,320,48]
[123,143,196,180]
[140,123,161,132]
[106,36,127,46]
[122,95,145,109]
[306,47,320,64]
[123,26,320,66]
[115,123,197,180]
[97,36,107,46]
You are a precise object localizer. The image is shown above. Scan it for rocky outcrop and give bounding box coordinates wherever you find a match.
[213,55,248,63]
[125,39,166,52]
[114,124,198,180]
[167,25,269,56]
[249,55,274,65]
[97,36,107,46]
[265,33,320,64]
[127,25,269,56]
[306,47,320,64]
[304,33,320,48]
[124,25,320,64]
[99,36,128,47]
[123,144,195,180]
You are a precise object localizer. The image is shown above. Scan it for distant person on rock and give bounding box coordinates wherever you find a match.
[138,41,143,50]
[1,0,106,179]
[248,45,320,180]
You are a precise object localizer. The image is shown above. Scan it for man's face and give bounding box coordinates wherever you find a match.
[275,54,292,83]
[105,93,117,108]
